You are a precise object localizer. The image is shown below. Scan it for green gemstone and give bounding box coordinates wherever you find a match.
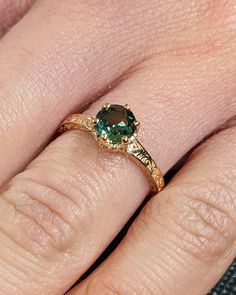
[96,104,136,143]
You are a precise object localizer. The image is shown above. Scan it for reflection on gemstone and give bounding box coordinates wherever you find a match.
[96,104,136,143]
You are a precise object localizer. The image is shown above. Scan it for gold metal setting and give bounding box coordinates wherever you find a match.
[58,104,165,194]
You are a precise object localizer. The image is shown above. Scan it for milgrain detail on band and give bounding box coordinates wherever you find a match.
[58,114,94,133]
[125,139,165,193]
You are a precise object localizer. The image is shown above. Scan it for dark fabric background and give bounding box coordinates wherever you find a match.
[209,259,236,295]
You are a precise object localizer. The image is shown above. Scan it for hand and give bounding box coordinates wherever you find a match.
[0,1,235,294]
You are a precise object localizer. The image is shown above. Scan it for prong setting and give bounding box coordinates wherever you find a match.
[124,104,130,110]
[94,103,139,150]
[101,132,108,140]
[134,120,140,131]
[122,135,129,143]
[102,103,110,110]
[91,116,97,124]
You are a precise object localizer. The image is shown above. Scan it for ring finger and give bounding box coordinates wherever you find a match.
[0,49,235,294]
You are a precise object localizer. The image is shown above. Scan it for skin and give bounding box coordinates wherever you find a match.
[0,0,35,37]
[0,0,235,294]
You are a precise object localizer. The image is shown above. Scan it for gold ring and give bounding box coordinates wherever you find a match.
[58,103,164,195]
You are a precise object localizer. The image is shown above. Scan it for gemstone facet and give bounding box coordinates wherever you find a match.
[96,104,136,144]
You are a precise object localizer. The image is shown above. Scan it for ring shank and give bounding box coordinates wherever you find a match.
[59,114,164,194]
[125,138,164,193]
[58,114,95,133]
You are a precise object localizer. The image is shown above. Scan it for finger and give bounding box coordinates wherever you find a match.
[0,130,150,295]
[72,126,236,295]
[0,2,235,293]
[0,0,235,185]
[1,13,235,294]
[0,55,235,294]
[0,0,35,37]
[0,0,172,184]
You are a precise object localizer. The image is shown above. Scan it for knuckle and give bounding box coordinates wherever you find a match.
[146,178,236,262]
[0,163,97,257]
[0,129,124,259]
[173,181,235,259]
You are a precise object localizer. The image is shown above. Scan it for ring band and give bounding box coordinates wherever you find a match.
[58,104,164,195]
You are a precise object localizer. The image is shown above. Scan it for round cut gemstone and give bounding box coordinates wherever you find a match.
[96,104,136,143]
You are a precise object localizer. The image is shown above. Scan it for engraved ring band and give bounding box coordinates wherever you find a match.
[58,103,165,195]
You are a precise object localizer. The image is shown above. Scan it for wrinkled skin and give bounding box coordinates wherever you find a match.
[0,1,235,294]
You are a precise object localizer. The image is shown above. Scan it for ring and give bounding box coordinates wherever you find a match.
[58,103,165,195]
